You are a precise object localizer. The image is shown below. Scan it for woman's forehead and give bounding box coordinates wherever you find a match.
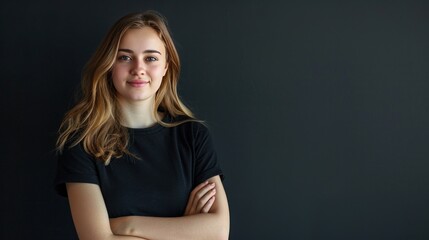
[118,27,166,54]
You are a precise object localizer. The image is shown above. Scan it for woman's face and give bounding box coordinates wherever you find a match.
[111,27,168,104]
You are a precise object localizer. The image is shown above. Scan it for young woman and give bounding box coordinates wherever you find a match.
[55,11,229,240]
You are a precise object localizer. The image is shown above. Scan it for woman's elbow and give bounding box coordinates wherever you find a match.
[217,227,229,240]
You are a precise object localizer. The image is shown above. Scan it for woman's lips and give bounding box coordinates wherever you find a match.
[127,80,149,87]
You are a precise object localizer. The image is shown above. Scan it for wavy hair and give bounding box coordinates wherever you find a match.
[56,11,197,164]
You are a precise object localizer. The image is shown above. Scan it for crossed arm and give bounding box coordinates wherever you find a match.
[66,175,229,240]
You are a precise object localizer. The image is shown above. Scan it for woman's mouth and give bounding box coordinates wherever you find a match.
[127,80,149,87]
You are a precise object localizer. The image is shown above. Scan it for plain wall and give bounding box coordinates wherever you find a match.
[1,0,429,239]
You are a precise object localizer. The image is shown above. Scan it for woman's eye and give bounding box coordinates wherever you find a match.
[145,56,158,62]
[118,55,132,61]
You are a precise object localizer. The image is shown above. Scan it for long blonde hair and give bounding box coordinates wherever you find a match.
[57,11,196,164]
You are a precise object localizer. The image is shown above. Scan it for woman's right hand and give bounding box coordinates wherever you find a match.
[183,181,217,216]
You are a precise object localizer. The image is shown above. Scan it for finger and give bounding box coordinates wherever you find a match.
[196,187,216,213]
[191,182,215,211]
[185,181,209,215]
[200,196,216,213]
[190,181,210,200]
[192,183,216,212]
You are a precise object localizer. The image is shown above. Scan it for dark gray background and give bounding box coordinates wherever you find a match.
[1,0,428,239]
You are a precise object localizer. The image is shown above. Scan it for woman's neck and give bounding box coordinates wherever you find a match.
[118,97,160,128]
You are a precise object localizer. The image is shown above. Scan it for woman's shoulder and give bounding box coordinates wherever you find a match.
[59,141,94,162]
[170,115,206,128]
[168,113,192,122]
[164,114,209,137]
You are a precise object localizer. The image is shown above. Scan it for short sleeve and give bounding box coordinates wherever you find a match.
[193,123,224,186]
[54,143,100,197]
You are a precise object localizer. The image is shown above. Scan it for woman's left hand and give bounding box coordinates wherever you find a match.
[183,181,217,216]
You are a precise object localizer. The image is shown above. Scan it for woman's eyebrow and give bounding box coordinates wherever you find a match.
[118,48,162,55]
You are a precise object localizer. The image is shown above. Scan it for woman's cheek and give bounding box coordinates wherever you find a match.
[149,65,166,78]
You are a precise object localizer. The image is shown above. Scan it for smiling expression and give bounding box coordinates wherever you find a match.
[111,27,168,104]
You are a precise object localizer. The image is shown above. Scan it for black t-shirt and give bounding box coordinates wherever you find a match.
[54,116,223,218]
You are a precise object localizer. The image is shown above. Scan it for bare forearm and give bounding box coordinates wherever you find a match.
[119,213,229,240]
[107,234,148,240]
[76,231,147,240]
[110,176,229,240]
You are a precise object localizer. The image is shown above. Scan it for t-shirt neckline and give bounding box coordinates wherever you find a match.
[126,114,170,135]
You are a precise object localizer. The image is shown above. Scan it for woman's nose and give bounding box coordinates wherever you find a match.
[131,59,146,76]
